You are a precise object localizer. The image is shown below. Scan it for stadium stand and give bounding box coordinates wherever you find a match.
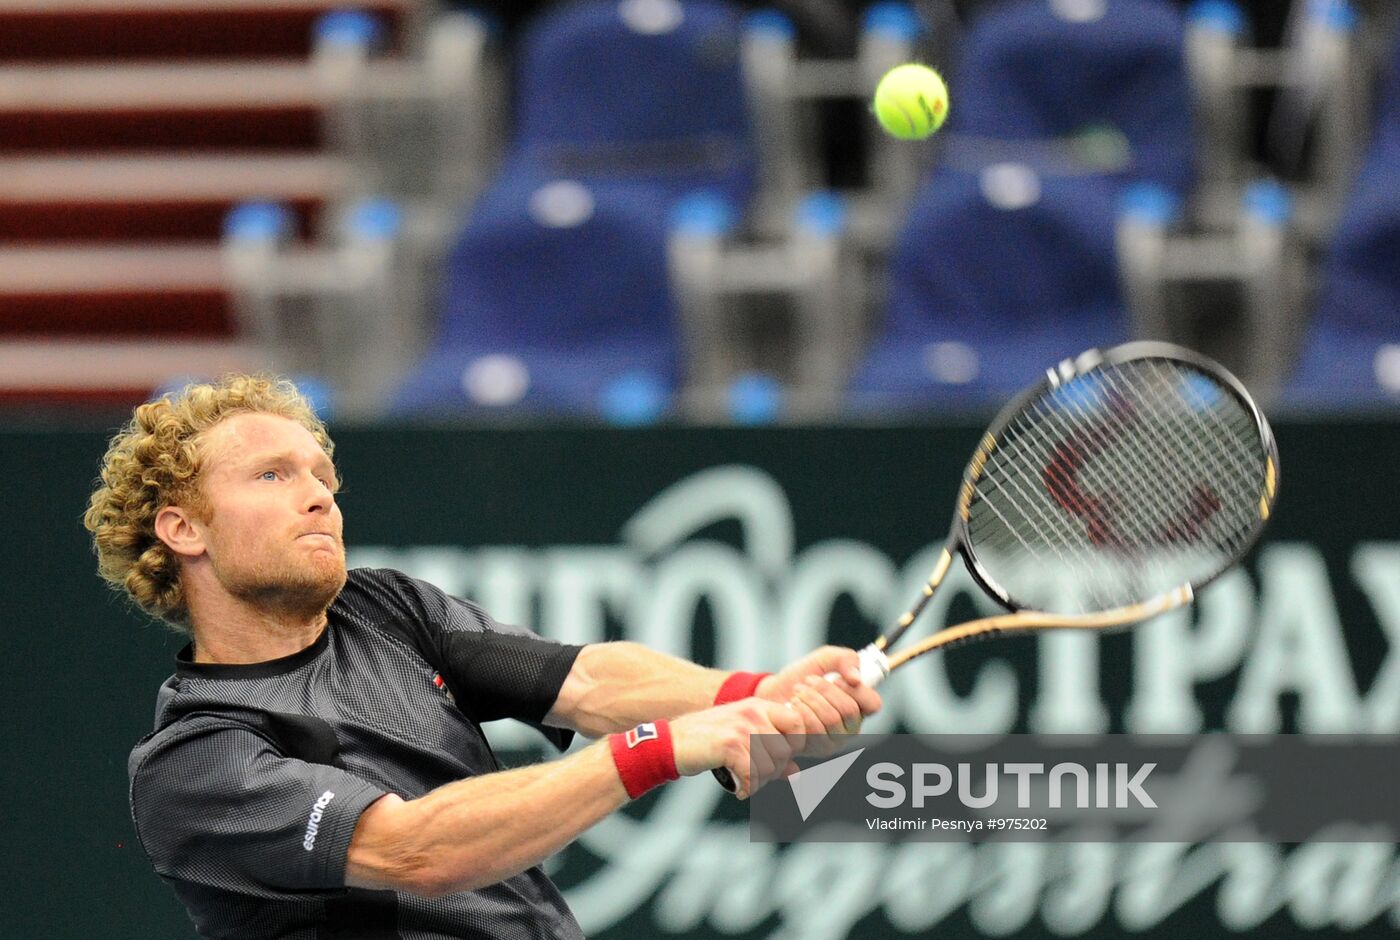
[509,0,757,209]
[391,170,681,418]
[946,0,1196,196]
[0,0,419,409]
[849,163,1128,411]
[1285,30,1400,407]
[0,0,1393,418]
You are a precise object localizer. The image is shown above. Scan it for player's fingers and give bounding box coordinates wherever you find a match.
[757,732,795,782]
[785,700,813,740]
[808,645,863,686]
[750,736,781,789]
[814,675,864,727]
[766,700,806,737]
[732,762,752,801]
[847,683,883,718]
[816,671,883,722]
[786,687,829,740]
[793,678,845,735]
[801,675,866,736]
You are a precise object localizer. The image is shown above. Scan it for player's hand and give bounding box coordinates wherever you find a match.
[670,699,804,800]
[757,646,882,755]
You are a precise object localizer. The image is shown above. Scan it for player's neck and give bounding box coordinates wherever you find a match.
[185,581,330,665]
[190,613,328,665]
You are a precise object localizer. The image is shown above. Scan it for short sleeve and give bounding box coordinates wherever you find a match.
[343,569,582,735]
[129,717,385,898]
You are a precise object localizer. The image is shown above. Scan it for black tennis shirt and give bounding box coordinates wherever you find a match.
[128,567,587,939]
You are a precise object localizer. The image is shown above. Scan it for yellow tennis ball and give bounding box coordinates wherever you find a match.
[872,64,949,141]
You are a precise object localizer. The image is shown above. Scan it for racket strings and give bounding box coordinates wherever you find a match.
[1112,361,1259,496]
[1030,369,1260,560]
[1045,365,1259,591]
[976,385,1225,571]
[1138,359,1264,495]
[1091,365,1260,525]
[1005,374,1259,567]
[1119,362,1265,523]
[991,369,1258,528]
[975,400,1194,605]
[965,359,1268,613]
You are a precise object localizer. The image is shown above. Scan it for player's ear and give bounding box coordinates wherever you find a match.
[154,505,207,558]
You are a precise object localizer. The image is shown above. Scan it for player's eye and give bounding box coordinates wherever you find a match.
[259,470,279,481]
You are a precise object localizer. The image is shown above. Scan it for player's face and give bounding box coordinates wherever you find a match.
[192,412,346,619]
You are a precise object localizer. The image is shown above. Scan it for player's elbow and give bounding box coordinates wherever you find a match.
[346,794,450,897]
[347,793,499,898]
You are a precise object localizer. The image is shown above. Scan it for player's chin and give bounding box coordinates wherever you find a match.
[288,556,348,605]
[313,555,348,589]
[281,565,341,616]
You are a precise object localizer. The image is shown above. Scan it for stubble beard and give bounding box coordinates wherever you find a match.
[220,542,348,623]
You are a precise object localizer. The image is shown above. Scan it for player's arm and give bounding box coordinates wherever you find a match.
[345,698,802,897]
[543,641,727,736]
[546,642,882,743]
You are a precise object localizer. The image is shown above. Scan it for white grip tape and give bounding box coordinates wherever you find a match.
[823,644,891,688]
[856,644,891,688]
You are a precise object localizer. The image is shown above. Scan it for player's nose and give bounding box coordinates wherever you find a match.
[298,473,335,515]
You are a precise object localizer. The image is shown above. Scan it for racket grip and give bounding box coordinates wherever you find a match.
[823,644,891,689]
[714,645,890,796]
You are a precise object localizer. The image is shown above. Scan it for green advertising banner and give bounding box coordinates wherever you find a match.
[6,422,1400,938]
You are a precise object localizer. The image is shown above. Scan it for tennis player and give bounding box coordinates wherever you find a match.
[85,375,880,939]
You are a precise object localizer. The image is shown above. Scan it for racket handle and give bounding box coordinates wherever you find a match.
[824,644,891,688]
[712,767,739,793]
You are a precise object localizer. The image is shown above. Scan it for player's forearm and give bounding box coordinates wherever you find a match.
[347,741,628,897]
[546,641,729,737]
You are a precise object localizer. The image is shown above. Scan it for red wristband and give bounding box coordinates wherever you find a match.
[714,671,771,705]
[609,720,679,799]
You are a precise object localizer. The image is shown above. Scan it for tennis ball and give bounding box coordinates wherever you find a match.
[872,64,949,141]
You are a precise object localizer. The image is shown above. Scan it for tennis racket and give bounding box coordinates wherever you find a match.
[714,341,1278,793]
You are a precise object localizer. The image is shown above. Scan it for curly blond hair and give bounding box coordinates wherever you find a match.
[83,374,336,629]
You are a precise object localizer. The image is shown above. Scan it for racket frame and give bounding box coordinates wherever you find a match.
[864,341,1279,681]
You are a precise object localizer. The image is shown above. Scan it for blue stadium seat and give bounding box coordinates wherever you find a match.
[950,0,1195,195]
[1372,15,1400,157]
[849,163,1129,411]
[391,168,680,418]
[1285,148,1400,407]
[509,0,755,208]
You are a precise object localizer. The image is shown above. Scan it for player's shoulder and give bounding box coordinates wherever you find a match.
[334,567,503,641]
[336,566,431,614]
[336,566,477,627]
[341,564,412,594]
